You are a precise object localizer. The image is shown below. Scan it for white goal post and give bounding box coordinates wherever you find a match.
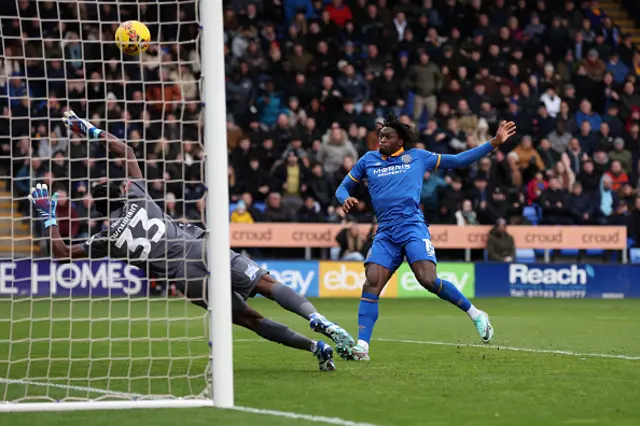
[0,0,232,411]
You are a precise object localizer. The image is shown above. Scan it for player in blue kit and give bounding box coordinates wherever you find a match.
[335,116,517,360]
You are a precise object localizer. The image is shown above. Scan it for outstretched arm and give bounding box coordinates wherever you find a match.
[49,225,87,261]
[29,184,87,262]
[438,121,517,169]
[63,110,142,179]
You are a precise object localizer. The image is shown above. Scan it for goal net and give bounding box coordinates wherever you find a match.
[0,0,228,410]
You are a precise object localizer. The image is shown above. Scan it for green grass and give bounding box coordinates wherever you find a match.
[1,298,640,425]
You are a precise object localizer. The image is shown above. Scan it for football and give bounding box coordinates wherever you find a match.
[115,20,150,56]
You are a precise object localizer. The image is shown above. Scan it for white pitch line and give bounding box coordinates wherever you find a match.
[0,377,381,426]
[236,337,640,360]
[231,406,380,426]
[376,338,640,360]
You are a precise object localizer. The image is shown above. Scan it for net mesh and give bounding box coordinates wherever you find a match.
[0,0,210,403]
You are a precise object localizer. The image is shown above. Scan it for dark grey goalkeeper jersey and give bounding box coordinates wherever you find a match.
[82,179,205,279]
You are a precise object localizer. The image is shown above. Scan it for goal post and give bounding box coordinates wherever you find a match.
[202,0,235,409]
[0,0,232,412]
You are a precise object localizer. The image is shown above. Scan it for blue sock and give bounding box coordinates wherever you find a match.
[433,278,472,312]
[357,292,379,345]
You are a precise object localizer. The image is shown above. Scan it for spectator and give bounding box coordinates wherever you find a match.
[604,159,629,192]
[596,174,625,225]
[526,171,548,205]
[296,196,323,222]
[555,160,576,190]
[230,200,254,224]
[406,51,443,120]
[514,135,545,179]
[262,192,290,222]
[55,189,79,241]
[306,163,334,209]
[326,0,352,27]
[606,52,629,84]
[568,182,595,224]
[337,64,369,110]
[548,120,572,154]
[273,150,307,212]
[575,99,602,131]
[539,177,572,225]
[609,138,633,173]
[455,199,478,226]
[538,138,561,170]
[486,218,515,262]
[164,192,182,220]
[335,221,365,261]
[317,126,358,176]
[540,85,561,118]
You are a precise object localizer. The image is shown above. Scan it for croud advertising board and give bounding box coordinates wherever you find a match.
[475,263,640,299]
[396,262,475,298]
[0,260,147,297]
[257,260,319,297]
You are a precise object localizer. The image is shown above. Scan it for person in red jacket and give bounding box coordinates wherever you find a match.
[604,160,629,192]
[526,171,548,205]
[54,188,79,242]
[326,0,352,27]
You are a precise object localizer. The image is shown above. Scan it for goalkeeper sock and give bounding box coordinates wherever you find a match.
[357,291,379,346]
[432,278,472,312]
[269,282,317,319]
[255,318,313,351]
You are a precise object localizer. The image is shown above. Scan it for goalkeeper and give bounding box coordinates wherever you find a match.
[29,110,355,372]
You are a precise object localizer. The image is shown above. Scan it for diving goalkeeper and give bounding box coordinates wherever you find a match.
[29,110,355,372]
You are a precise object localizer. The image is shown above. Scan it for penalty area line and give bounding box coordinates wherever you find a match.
[376,338,640,360]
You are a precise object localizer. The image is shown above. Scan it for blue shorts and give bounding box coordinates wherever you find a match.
[365,222,437,272]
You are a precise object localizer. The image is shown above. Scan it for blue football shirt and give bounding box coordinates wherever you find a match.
[346,148,441,230]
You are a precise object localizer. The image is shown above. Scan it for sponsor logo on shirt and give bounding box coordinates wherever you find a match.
[372,164,411,177]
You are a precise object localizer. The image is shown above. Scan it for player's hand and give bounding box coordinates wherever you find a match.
[28,183,58,229]
[491,121,517,147]
[342,197,359,213]
[63,110,101,139]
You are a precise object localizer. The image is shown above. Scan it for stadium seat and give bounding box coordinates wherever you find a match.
[522,206,539,224]
[228,203,237,216]
[560,249,579,256]
[253,202,266,212]
[630,248,640,264]
[515,248,536,263]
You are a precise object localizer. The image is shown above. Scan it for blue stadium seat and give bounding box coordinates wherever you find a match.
[560,249,579,256]
[630,248,640,264]
[522,206,538,224]
[253,202,266,212]
[228,203,237,216]
[515,248,536,263]
[585,249,604,256]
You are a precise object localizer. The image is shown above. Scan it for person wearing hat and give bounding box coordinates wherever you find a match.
[580,48,606,81]
[608,140,633,174]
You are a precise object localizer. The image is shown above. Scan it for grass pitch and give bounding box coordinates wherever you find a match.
[1,298,639,426]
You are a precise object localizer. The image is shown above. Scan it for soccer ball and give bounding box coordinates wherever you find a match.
[115,20,151,56]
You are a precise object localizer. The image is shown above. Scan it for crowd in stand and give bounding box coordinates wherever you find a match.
[3,0,640,246]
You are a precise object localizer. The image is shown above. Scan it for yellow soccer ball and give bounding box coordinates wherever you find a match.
[115,20,151,56]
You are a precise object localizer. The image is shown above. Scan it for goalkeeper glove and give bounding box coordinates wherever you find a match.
[28,183,59,229]
[63,109,103,139]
